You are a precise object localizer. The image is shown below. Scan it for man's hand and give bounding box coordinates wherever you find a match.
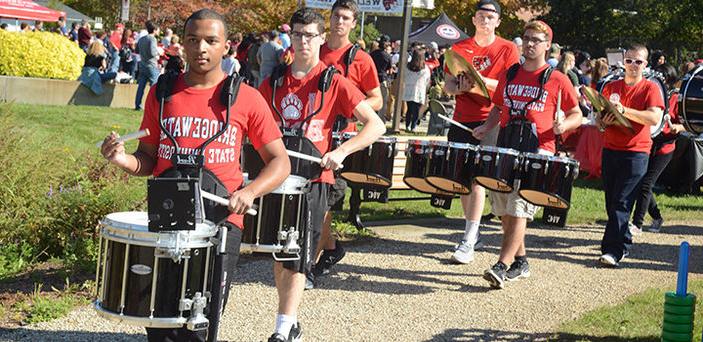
[456,73,475,93]
[320,148,348,171]
[228,188,256,215]
[101,132,129,167]
[472,123,490,141]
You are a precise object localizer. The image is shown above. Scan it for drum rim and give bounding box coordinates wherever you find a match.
[479,145,520,155]
[101,212,217,237]
[407,139,432,145]
[245,175,308,194]
[94,301,187,328]
[682,65,703,134]
[447,142,478,150]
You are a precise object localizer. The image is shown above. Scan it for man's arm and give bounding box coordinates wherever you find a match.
[554,105,582,134]
[321,101,385,170]
[364,87,383,111]
[228,139,290,214]
[471,106,501,140]
[101,133,158,176]
[619,104,662,126]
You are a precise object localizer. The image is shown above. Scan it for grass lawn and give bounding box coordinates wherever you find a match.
[554,279,703,342]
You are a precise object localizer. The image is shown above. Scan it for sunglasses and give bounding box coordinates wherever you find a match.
[624,58,645,66]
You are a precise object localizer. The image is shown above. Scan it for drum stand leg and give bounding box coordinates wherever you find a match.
[206,228,229,342]
[346,186,365,229]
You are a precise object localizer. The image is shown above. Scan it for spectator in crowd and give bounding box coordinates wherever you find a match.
[513,36,525,64]
[222,46,240,75]
[97,30,120,74]
[257,30,284,83]
[134,20,161,111]
[680,61,696,75]
[356,38,366,51]
[82,41,117,83]
[651,50,665,67]
[279,24,291,50]
[33,21,43,32]
[109,24,124,51]
[591,57,610,89]
[166,35,182,57]
[69,22,79,41]
[120,28,137,79]
[78,20,92,51]
[574,51,592,86]
[160,28,172,47]
[557,51,579,86]
[56,17,68,36]
[403,47,431,132]
[247,34,264,86]
[547,42,561,67]
[20,22,30,32]
[370,39,393,120]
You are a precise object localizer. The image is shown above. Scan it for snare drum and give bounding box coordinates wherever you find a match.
[474,146,521,193]
[340,133,397,187]
[518,154,579,209]
[241,175,308,261]
[402,139,453,196]
[426,141,478,195]
[94,212,217,328]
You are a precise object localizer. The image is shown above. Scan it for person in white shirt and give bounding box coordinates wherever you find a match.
[403,47,431,132]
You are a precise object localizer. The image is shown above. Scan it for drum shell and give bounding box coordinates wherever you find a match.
[402,140,452,195]
[426,142,477,195]
[474,147,521,193]
[680,66,703,135]
[95,212,216,324]
[241,192,307,250]
[518,155,579,209]
[340,134,397,187]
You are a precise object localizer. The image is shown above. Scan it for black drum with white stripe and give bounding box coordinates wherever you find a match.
[680,65,703,135]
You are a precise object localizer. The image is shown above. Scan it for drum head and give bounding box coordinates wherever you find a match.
[474,176,513,193]
[103,211,149,231]
[403,177,451,195]
[341,172,391,187]
[425,176,471,195]
[519,190,570,209]
[681,66,703,134]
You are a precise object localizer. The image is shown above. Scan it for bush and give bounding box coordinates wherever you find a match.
[0,30,84,80]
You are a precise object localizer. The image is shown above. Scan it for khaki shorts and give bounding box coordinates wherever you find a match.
[489,181,540,221]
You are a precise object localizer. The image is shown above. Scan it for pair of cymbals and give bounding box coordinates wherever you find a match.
[444,49,490,99]
[581,87,634,132]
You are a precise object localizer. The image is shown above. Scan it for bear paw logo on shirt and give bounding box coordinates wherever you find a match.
[472,56,492,72]
[609,93,620,104]
[281,93,303,121]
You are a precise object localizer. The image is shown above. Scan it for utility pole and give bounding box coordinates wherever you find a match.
[391,0,412,133]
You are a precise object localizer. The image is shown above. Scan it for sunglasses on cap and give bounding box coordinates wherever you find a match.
[624,58,645,66]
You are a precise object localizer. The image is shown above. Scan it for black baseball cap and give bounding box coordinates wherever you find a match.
[476,0,501,16]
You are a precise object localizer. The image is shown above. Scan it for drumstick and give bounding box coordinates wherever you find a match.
[437,114,474,133]
[95,129,150,148]
[287,149,344,169]
[201,191,258,216]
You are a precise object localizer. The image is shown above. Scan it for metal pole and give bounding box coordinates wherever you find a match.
[391,0,412,133]
[360,12,365,40]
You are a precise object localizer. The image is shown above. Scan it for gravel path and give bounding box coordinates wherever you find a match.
[2,218,702,341]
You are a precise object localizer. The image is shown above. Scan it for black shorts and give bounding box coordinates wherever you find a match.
[447,121,484,145]
[281,182,329,274]
[327,177,347,209]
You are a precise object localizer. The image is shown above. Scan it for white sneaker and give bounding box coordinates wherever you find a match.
[628,222,642,236]
[649,218,664,232]
[451,241,475,264]
[599,253,619,267]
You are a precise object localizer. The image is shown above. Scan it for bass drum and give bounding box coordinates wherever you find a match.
[680,65,703,135]
[597,69,669,137]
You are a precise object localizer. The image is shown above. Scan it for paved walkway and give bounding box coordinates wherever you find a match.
[1,218,702,341]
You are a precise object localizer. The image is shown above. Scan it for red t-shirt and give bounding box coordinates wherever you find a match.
[449,36,520,123]
[258,62,365,184]
[139,74,282,228]
[602,78,666,153]
[657,93,679,155]
[320,43,380,133]
[492,65,579,153]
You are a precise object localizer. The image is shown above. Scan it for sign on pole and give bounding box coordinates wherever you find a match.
[305,0,433,14]
[121,0,130,22]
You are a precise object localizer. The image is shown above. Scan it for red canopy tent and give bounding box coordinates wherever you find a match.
[0,0,65,22]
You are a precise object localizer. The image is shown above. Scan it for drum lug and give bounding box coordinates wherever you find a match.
[387,144,393,158]
[185,292,209,331]
[156,247,189,263]
[179,298,193,311]
[279,228,301,254]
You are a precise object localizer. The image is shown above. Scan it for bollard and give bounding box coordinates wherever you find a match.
[662,242,696,342]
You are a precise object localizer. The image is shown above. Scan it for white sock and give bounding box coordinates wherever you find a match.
[275,314,297,339]
[462,220,480,244]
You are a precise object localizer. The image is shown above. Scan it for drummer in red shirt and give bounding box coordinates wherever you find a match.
[258,8,385,342]
[313,0,383,288]
[443,0,520,265]
[630,63,686,234]
[473,20,582,289]
[597,44,665,267]
[100,9,290,341]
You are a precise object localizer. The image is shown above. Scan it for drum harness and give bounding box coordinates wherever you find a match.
[269,63,338,183]
[332,43,360,133]
[150,69,244,339]
[500,63,554,154]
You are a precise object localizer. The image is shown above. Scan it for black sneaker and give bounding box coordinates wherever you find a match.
[505,258,530,281]
[304,271,315,290]
[288,322,303,342]
[267,333,286,342]
[483,262,507,289]
[315,243,346,276]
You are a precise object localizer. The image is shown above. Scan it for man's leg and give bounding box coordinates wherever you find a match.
[497,215,527,265]
[135,65,148,110]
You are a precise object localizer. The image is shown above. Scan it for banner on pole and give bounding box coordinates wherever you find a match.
[121,0,130,22]
[305,0,433,14]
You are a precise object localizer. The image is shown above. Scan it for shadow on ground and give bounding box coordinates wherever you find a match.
[0,329,143,342]
[424,328,658,341]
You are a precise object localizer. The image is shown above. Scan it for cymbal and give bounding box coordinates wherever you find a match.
[444,49,489,99]
[581,86,634,132]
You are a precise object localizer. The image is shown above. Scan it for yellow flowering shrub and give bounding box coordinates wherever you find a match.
[0,30,84,80]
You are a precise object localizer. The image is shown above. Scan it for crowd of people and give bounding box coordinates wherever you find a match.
[4,0,700,340]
